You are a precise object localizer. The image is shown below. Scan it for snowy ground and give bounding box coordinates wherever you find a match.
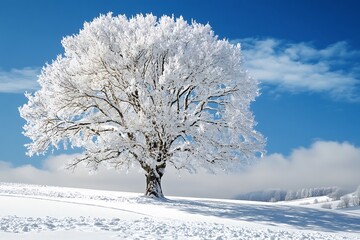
[0,183,359,239]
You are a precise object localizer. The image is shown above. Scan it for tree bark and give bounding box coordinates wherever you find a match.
[144,165,165,198]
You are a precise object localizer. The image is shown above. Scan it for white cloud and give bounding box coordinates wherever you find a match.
[0,67,40,93]
[0,154,146,194]
[242,141,360,192]
[238,38,360,101]
[0,141,359,199]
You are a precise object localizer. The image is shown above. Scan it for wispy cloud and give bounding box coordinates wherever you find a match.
[0,67,40,93]
[0,141,359,198]
[237,38,360,101]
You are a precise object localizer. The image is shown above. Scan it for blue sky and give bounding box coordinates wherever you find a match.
[0,0,359,197]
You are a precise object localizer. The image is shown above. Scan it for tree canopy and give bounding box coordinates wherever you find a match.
[20,13,265,197]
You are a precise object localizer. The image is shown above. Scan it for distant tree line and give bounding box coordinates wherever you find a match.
[235,187,350,202]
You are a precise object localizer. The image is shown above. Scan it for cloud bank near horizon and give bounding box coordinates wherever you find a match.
[238,38,360,101]
[0,140,359,199]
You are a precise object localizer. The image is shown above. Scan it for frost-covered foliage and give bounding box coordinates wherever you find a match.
[337,186,360,209]
[19,13,264,197]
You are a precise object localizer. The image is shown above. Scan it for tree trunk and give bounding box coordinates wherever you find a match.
[144,166,165,198]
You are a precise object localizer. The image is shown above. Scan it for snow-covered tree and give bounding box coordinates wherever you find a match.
[354,186,360,206]
[19,13,265,198]
[338,195,351,208]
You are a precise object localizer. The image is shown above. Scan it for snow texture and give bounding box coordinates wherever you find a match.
[0,183,359,239]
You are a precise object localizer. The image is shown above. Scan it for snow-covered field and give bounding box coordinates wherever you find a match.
[0,183,359,239]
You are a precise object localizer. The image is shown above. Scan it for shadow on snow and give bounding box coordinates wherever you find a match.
[140,197,360,233]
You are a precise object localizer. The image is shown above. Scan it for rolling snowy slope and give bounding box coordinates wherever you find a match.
[0,183,359,239]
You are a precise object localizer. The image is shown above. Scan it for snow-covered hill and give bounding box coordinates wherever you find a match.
[0,183,359,239]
